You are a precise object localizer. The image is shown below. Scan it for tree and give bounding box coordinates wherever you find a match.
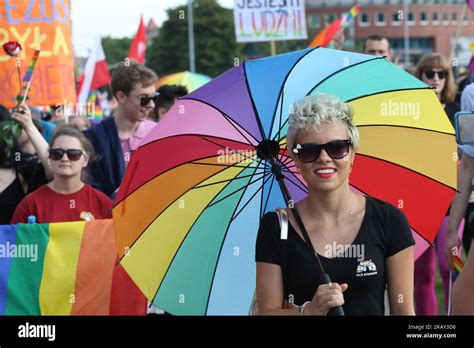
[102,37,132,65]
[148,0,240,78]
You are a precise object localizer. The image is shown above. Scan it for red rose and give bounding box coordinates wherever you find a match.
[2,41,22,57]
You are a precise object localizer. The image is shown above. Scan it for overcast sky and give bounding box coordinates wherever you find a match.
[71,0,234,56]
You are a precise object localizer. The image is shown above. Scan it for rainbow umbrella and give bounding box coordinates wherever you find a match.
[155,71,211,92]
[113,47,456,315]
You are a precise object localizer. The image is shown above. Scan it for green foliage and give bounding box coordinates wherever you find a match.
[148,0,241,78]
[147,0,317,78]
[102,37,132,65]
[0,120,21,160]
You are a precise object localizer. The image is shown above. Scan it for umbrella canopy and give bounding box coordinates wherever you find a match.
[154,71,212,92]
[113,47,456,315]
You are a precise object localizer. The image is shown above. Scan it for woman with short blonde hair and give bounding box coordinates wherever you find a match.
[256,93,415,316]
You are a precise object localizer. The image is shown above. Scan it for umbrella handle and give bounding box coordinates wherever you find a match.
[320,273,345,316]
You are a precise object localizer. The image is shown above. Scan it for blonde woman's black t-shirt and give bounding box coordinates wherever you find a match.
[255,196,415,315]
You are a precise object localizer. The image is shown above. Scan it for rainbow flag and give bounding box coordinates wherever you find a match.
[86,91,105,120]
[0,220,144,315]
[453,254,464,276]
[308,4,360,48]
[22,49,40,83]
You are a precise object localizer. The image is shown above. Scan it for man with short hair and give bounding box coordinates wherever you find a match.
[363,34,392,61]
[84,60,158,198]
[84,61,158,316]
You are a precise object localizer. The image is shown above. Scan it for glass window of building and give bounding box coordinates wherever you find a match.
[392,11,402,26]
[376,12,386,26]
[328,13,338,24]
[443,12,449,25]
[359,12,370,27]
[308,14,321,28]
[420,12,428,24]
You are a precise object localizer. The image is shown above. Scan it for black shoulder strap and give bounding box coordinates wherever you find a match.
[275,208,289,298]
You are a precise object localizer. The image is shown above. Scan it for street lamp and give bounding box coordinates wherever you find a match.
[188,0,196,72]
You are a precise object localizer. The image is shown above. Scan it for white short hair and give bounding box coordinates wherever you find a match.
[286,93,360,151]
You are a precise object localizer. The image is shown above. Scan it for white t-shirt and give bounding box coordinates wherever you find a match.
[459,83,474,158]
[461,83,474,112]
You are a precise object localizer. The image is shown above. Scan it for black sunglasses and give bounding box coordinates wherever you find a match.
[292,140,352,163]
[138,93,160,107]
[423,70,448,79]
[49,148,86,161]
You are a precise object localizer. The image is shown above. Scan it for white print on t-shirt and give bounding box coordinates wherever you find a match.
[80,211,95,221]
[356,260,378,277]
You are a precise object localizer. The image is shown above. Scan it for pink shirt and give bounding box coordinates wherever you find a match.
[120,120,156,167]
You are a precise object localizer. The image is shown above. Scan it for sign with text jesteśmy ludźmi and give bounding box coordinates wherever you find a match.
[0,0,76,108]
[233,0,307,43]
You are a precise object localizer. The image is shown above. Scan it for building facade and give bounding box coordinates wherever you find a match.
[306,0,474,66]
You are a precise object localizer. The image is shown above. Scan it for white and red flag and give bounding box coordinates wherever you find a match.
[128,15,147,64]
[77,37,111,104]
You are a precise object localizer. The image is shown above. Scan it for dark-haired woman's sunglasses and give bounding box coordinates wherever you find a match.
[423,70,448,79]
[292,140,352,163]
[49,148,86,161]
[138,93,160,107]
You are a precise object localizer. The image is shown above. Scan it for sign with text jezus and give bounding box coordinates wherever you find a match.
[233,0,307,43]
[0,0,76,108]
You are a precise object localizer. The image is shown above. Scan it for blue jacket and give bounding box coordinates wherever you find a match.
[84,117,125,198]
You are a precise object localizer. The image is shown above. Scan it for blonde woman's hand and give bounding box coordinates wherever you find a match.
[304,282,348,315]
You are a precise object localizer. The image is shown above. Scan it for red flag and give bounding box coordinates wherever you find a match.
[309,17,343,48]
[308,4,360,48]
[128,15,147,64]
[77,37,111,103]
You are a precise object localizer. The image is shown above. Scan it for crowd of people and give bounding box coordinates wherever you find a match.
[1,35,473,315]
